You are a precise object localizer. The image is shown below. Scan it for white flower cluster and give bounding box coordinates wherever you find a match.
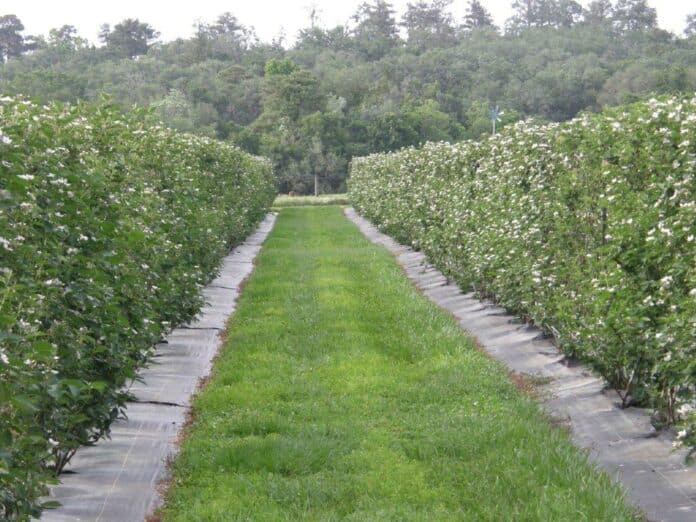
[350,93,696,452]
[0,94,277,512]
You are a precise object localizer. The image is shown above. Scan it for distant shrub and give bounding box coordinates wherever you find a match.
[273,194,349,207]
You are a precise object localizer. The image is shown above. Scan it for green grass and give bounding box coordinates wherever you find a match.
[161,206,637,521]
[273,193,349,208]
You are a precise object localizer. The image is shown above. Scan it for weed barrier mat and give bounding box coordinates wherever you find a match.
[39,213,277,522]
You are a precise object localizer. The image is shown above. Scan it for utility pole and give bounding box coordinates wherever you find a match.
[490,105,503,135]
[311,136,321,197]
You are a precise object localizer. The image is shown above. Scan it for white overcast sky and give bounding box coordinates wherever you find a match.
[2,1,694,44]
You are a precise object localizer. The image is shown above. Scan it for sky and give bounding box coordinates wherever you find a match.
[1,1,694,45]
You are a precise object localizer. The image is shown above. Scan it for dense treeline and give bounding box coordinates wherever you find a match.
[349,94,696,458]
[1,1,696,193]
[0,96,274,519]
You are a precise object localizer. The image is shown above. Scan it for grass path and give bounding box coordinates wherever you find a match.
[160,206,637,521]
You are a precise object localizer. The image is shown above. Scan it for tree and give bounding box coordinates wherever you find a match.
[98,23,111,45]
[351,1,400,60]
[405,99,462,142]
[0,15,26,61]
[611,0,657,33]
[99,19,159,58]
[8,69,85,101]
[263,68,324,122]
[583,0,613,26]
[209,13,254,48]
[462,1,496,31]
[296,25,351,52]
[264,58,299,77]
[21,34,41,54]
[210,12,245,36]
[508,0,540,30]
[685,13,696,37]
[551,0,583,28]
[192,13,257,62]
[151,89,195,132]
[48,25,88,51]
[256,59,336,193]
[508,1,582,31]
[366,111,420,152]
[401,0,456,50]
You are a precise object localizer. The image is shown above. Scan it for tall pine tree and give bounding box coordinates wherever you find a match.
[462,0,496,31]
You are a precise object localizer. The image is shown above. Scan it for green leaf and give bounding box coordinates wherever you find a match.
[12,395,40,413]
[32,340,56,360]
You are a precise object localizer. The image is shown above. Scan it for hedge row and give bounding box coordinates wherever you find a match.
[0,97,275,519]
[349,95,696,457]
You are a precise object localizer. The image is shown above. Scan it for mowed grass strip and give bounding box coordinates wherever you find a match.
[272,193,350,208]
[161,206,637,521]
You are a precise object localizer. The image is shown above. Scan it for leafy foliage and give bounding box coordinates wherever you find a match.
[349,94,696,458]
[2,2,696,193]
[686,13,696,38]
[463,0,497,31]
[0,15,30,61]
[0,96,274,519]
[98,19,159,58]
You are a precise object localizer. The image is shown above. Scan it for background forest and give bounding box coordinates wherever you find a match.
[1,0,696,193]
